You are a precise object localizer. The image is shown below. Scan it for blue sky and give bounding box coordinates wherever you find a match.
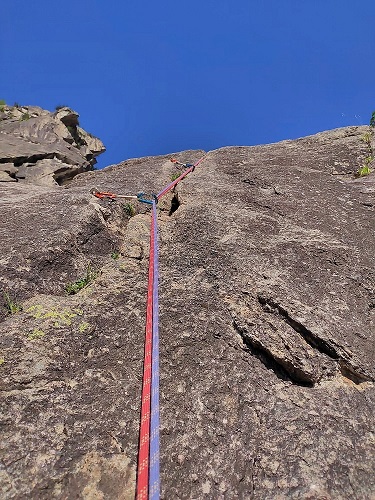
[2,1,375,169]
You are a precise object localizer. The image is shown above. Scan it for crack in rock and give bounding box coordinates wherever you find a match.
[257,294,373,385]
[232,315,317,386]
[168,193,180,216]
[257,294,339,359]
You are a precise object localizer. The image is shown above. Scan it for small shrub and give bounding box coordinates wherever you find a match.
[111,251,120,260]
[13,102,20,108]
[3,292,22,315]
[65,264,98,295]
[122,202,136,217]
[356,156,373,177]
[20,112,31,121]
[370,111,375,127]
[357,165,372,177]
[0,357,5,366]
[171,172,180,181]
[0,99,6,106]
[361,132,371,144]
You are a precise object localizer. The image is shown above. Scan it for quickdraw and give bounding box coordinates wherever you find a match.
[170,158,194,170]
[90,188,138,201]
[137,192,158,206]
[91,188,159,206]
[90,156,207,499]
[90,188,117,200]
[157,156,206,199]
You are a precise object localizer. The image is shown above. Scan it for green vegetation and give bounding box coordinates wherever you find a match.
[361,132,371,144]
[65,264,98,295]
[357,155,373,177]
[358,122,373,177]
[27,328,45,341]
[13,102,20,108]
[3,292,22,315]
[357,164,372,177]
[78,322,91,333]
[111,251,120,260]
[20,112,31,121]
[0,99,6,106]
[0,357,5,366]
[122,202,136,217]
[171,172,181,181]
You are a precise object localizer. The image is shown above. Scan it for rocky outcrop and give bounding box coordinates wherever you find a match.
[0,105,105,186]
[0,125,374,499]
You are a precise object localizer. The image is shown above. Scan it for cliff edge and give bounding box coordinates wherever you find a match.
[0,104,105,186]
[0,121,374,499]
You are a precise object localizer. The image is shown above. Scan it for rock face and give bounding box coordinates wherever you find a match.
[0,125,374,499]
[0,105,105,185]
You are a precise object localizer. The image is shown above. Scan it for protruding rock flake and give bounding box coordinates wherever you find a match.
[0,122,374,498]
[0,104,105,185]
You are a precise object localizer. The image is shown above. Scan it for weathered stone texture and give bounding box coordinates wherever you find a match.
[0,126,374,499]
[0,105,105,185]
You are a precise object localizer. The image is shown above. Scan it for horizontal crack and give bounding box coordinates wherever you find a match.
[338,361,372,385]
[257,294,373,385]
[257,294,339,359]
[232,317,313,387]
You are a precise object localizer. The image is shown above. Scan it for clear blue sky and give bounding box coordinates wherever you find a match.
[2,1,375,169]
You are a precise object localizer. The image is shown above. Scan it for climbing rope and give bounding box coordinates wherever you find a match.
[92,155,206,499]
[149,201,160,499]
[170,158,194,169]
[157,156,206,199]
[137,199,161,500]
[136,203,155,500]
[137,155,206,499]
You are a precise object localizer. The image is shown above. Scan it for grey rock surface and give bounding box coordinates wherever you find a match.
[0,163,18,176]
[0,126,374,499]
[0,171,16,182]
[0,105,105,186]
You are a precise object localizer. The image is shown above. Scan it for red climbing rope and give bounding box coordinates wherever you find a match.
[157,156,206,199]
[136,211,155,500]
[93,154,208,499]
